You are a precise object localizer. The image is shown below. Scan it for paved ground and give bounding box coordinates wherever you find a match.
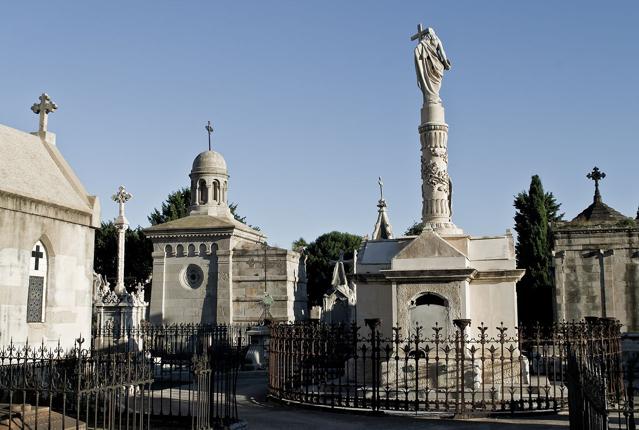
[237,372,570,429]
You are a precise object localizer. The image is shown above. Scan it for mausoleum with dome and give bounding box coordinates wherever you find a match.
[145,145,307,325]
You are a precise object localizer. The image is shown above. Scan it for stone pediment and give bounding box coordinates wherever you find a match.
[391,230,468,270]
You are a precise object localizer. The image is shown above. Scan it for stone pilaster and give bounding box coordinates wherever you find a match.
[419,103,462,234]
[216,242,233,324]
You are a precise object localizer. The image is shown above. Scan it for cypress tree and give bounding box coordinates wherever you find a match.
[514,175,563,326]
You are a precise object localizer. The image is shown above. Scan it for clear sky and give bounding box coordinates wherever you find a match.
[2,1,638,248]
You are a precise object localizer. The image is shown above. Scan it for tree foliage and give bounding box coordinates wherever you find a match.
[513,175,563,326]
[148,188,190,225]
[304,231,362,305]
[291,237,308,253]
[94,222,153,285]
[404,221,424,236]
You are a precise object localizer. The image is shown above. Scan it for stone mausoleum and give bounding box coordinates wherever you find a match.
[0,94,100,348]
[145,136,307,325]
[356,27,523,339]
[553,167,639,332]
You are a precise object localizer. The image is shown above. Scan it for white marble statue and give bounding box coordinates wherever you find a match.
[412,26,451,104]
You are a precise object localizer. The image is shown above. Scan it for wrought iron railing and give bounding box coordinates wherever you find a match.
[0,323,248,429]
[268,319,623,415]
[567,317,638,430]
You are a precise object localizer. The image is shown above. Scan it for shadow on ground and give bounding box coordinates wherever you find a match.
[236,371,570,430]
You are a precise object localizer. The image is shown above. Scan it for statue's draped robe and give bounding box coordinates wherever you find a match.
[414,38,446,104]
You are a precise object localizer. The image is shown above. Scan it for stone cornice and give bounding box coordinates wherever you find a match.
[0,189,94,228]
[381,268,477,282]
[145,230,233,240]
[473,269,525,283]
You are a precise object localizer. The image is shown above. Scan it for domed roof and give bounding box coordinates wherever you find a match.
[191,150,227,175]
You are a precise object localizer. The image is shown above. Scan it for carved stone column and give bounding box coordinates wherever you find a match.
[420,103,462,234]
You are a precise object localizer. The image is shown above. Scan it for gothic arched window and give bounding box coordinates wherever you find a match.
[198,179,208,204]
[27,241,48,323]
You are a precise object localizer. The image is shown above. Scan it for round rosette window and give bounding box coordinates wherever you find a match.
[181,264,204,289]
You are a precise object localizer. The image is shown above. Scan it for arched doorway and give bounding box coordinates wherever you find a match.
[408,292,450,339]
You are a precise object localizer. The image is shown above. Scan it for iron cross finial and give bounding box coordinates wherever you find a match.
[587,166,606,203]
[31,93,57,133]
[205,121,214,151]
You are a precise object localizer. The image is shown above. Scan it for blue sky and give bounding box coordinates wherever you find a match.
[2,1,638,248]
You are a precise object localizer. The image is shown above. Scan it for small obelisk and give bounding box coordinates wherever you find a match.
[411,25,461,234]
[112,185,133,295]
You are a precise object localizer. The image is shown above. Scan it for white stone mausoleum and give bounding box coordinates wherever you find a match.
[356,27,523,339]
[0,94,100,348]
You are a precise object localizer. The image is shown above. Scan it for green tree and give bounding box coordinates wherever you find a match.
[291,237,308,253]
[405,221,424,236]
[148,188,190,225]
[304,231,362,305]
[93,222,153,285]
[513,175,563,326]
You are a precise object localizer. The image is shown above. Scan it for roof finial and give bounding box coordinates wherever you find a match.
[587,166,606,204]
[205,121,214,151]
[372,177,394,240]
[31,93,57,133]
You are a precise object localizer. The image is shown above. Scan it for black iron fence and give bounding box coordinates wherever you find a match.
[268,319,624,415]
[0,323,248,429]
[0,337,152,429]
[566,317,638,430]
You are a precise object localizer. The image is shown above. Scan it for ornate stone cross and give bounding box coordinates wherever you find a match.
[587,166,606,203]
[410,23,429,42]
[31,93,58,133]
[112,185,133,224]
[205,121,214,151]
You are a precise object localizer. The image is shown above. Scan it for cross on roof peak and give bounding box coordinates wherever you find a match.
[205,121,214,151]
[31,93,57,133]
[587,166,606,203]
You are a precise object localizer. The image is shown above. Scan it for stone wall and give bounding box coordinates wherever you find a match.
[149,235,307,325]
[0,204,95,349]
[554,227,639,331]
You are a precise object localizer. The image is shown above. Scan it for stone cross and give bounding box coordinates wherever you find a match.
[378,177,384,201]
[205,121,214,151]
[410,23,429,42]
[31,93,58,133]
[111,185,133,295]
[587,166,606,203]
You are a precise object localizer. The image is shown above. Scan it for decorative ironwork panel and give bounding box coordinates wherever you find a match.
[26,275,44,322]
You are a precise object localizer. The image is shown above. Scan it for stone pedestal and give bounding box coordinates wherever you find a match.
[419,103,462,234]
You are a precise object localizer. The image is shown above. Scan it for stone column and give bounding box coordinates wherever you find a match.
[419,103,462,234]
[112,186,132,295]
